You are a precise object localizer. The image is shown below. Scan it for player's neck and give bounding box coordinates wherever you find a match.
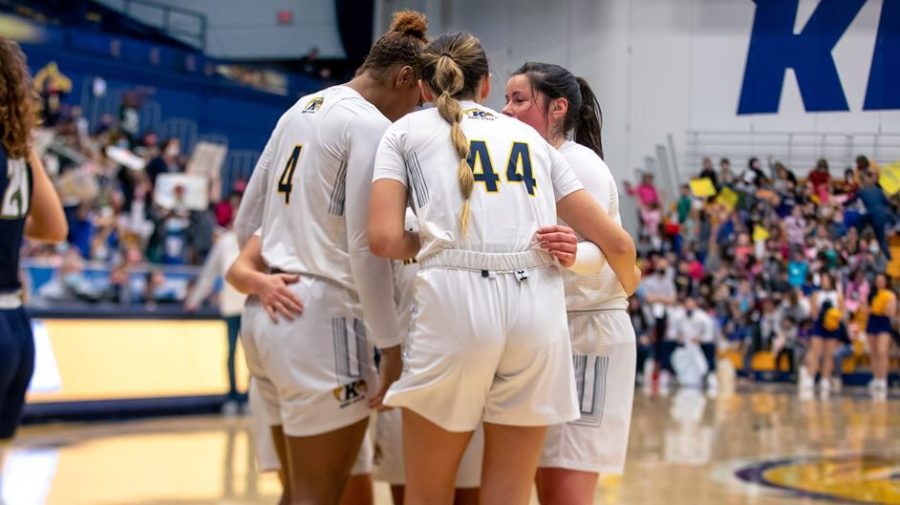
[345,73,389,115]
[547,134,566,150]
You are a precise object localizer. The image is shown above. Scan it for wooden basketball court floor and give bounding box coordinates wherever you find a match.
[3,384,898,505]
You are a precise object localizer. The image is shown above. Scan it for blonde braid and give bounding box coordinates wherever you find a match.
[432,54,474,237]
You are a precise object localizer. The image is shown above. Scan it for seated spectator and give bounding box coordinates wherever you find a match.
[772,316,799,375]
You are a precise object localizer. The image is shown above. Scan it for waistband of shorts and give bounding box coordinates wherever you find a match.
[419,249,555,272]
[567,307,629,315]
[0,290,23,309]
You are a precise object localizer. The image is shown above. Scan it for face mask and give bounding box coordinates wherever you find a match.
[165,145,180,157]
[686,309,694,317]
[870,243,880,254]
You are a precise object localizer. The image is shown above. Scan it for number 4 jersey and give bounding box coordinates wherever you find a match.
[234,85,403,348]
[373,100,583,259]
[0,145,31,293]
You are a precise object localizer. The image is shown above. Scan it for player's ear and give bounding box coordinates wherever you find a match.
[418,80,434,102]
[477,74,491,102]
[395,65,415,89]
[550,97,568,121]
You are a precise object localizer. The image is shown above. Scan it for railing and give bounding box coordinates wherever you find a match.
[100,0,207,50]
[684,130,900,179]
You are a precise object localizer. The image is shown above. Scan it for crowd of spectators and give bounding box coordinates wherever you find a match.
[629,155,899,391]
[24,87,244,309]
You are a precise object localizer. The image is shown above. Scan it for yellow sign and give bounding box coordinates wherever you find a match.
[689,177,717,197]
[717,187,739,210]
[752,225,770,242]
[879,162,900,195]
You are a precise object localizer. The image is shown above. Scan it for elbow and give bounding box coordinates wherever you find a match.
[611,234,636,261]
[368,233,392,258]
[26,221,68,243]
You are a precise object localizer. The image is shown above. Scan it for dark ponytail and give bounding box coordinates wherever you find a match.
[574,77,603,159]
[512,63,605,159]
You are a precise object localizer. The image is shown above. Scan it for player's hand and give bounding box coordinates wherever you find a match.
[259,273,304,322]
[370,345,403,411]
[536,225,578,268]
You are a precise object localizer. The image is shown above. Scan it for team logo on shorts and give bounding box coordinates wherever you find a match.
[303,96,324,113]
[464,108,495,120]
[332,379,368,408]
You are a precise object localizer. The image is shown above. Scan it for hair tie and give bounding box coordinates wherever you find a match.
[441,52,452,59]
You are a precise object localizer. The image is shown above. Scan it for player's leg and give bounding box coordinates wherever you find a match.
[821,338,840,387]
[270,425,292,505]
[874,332,892,381]
[0,309,34,440]
[536,311,636,505]
[284,418,369,505]
[401,409,474,505]
[805,336,823,380]
[535,468,597,505]
[340,429,375,505]
[482,266,576,505]
[480,423,547,505]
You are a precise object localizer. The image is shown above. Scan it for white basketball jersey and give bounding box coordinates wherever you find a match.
[247,86,389,289]
[559,141,628,311]
[373,101,583,259]
[235,85,404,348]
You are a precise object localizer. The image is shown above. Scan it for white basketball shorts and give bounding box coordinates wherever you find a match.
[539,309,636,474]
[240,277,376,438]
[383,250,579,431]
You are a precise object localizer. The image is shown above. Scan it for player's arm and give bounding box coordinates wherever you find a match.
[24,150,67,242]
[549,149,639,294]
[369,180,419,260]
[225,234,303,322]
[185,237,222,312]
[368,122,419,260]
[234,132,277,248]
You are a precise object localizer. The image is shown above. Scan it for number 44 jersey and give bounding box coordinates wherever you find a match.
[0,145,31,293]
[373,100,583,260]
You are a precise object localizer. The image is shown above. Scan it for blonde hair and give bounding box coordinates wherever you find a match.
[0,38,37,159]
[420,33,488,237]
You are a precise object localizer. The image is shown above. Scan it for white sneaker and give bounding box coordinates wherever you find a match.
[869,378,888,394]
[706,374,718,395]
[819,379,831,397]
[799,375,815,394]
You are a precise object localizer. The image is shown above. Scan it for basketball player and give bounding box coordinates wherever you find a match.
[368,32,639,505]
[0,38,68,441]
[373,209,483,505]
[230,12,428,505]
[866,273,896,396]
[229,234,375,505]
[502,63,636,505]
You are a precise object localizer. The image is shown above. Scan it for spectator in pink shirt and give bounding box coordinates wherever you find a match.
[625,173,660,208]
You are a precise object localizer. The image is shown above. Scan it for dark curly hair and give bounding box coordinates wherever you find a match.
[359,11,429,82]
[0,38,37,159]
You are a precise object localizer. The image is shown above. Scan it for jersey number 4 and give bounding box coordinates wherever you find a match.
[1,159,30,219]
[467,140,536,195]
[277,145,303,204]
